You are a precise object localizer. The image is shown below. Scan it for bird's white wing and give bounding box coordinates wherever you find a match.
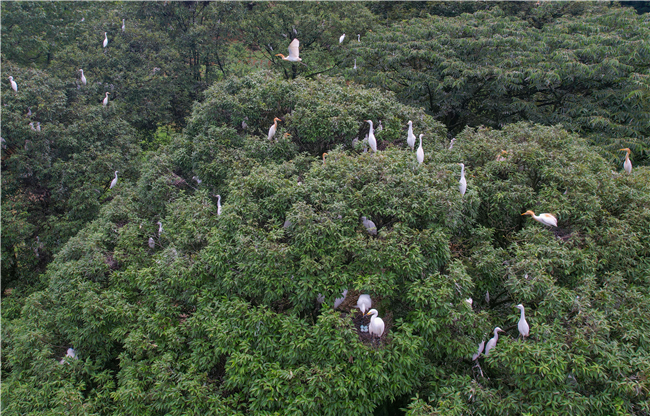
[288,38,300,60]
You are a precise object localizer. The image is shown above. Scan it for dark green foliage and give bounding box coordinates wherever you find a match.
[3,3,650,415]
[353,4,650,163]
[4,121,649,414]
[184,71,446,156]
[1,62,140,288]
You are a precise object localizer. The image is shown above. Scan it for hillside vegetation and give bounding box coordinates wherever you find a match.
[2,2,649,415]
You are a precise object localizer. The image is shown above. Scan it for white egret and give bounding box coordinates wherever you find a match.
[103,92,110,107]
[216,194,222,216]
[339,34,345,44]
[619,148,632,174]
[59,347,78,364]
[515,304,530,339]
[448,138,455,150]
[103,32,108,48]
[484,327,504,356]
[365,120,377,153]
[361,216,377,236]
[416,134,424,165]
[157,221,163,235]
[276,38,302,63]
[357,34,361,42]
[110,171,118,189]
[521,210,557,227]
[79,69,87,85]
[485,291,490,304]
[148,237,155,248]
[122,19,126,32]
[356,294,372,314]
[407,120,415,151]
[353,59,357,70]
[334,289,348,309]
[465,298,473,307]
[268,117,281,141]
[192,176,202,184]
[36,122,41,132]
[365,309,385,338]
[459,163,467,196]
[322,153,328,165]
[8,76,18,92]
[29,122,37,131]
[472,340,485,361]
[27,107,32,117]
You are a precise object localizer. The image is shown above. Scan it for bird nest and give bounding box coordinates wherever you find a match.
[334,289,393,347]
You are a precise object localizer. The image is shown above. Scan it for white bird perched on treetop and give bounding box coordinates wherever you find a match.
[148,237,155,248]
[103,92,110,107]
[29,122,37,131]
[416,134,424,165]
[459,163,467,196]
[356,294,372,314]
[27,107,32,117]
[268,117,281,141]
[515,304,530,339]
[216,194,222,216]
[339,34,345,44]
[79,69,87,85]
[484,327,504,356]
[357,34,361,42]
[59,347,78,364]
[122,19,126,32]
[110,171,119,189]
[521,210,557,227]
[157,221,163,236]
[619,148,632,174]
[365,309,385,338]
[472,340,485,361]
[365,120,377,153]
[361,216,377,236]
[353,59,357,70]
[334,289,348,308]
[103,32,108,48]
[36,122,41,132]
[276,38,303,63]
[407,120,416,151]
[448,138,456,150]
[8,76,18,92]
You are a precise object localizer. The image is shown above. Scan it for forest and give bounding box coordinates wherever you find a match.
[1,2,649,415]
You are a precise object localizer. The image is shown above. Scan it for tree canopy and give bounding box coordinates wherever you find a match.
[2,2,649,415]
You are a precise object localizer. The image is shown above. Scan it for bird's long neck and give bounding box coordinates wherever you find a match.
[460,165,465,177]
[114,172,118,178]
[419,135,422,147]
[625,150,630,161]
[217,195,221,205]
[519,308,525,320]
[493,329,499,341]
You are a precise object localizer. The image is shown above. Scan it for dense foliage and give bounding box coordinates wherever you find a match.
[352,3,650,163]
[2,2,649,415]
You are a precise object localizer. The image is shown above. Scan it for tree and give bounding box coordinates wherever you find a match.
[4,121,648,415]
[352,4,650,164]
